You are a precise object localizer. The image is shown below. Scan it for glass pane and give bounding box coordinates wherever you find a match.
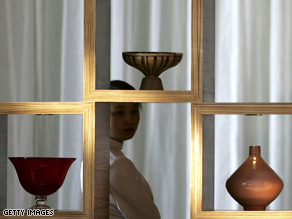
[4,114,83,210]
[0,0,84,102]
[110,102,191,218]
[203,114,292,210]
[110,0,191,91]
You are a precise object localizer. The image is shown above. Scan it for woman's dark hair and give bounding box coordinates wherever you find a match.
[110,80,142,108]
[110,80,136,90]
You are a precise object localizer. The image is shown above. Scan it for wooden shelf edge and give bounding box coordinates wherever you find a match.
[84,90,198,102]
[194,210,292,219]
[0,102,94,114]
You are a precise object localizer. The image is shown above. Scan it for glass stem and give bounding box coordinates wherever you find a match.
[30,195,51,209]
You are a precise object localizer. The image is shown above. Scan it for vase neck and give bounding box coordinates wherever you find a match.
[249,145,261,156]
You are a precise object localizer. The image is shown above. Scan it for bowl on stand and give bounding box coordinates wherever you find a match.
[122,52,183,90]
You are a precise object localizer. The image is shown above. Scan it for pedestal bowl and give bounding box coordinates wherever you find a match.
[9,157,76,209]
[122,52,183,90]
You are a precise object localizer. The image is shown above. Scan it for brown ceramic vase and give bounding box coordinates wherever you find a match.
[122,52,183,90]
[226,145,284,211]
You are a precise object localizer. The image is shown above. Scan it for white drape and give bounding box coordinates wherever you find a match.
[0,0,84,210]
[111,0,191,218]
[111,0,191,91]
[215,0,292,210]
[0,0,83,102]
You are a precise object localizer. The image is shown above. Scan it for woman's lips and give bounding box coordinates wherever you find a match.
[123,128,134,133]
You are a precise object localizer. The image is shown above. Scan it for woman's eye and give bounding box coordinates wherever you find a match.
[132,109,139,114]
[114,111,124,116]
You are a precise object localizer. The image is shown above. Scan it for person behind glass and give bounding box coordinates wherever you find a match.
[110,80,160,219]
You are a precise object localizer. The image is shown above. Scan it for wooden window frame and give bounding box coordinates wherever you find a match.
[0,103,95,218]
[1,0,291,218]
[192,104,292,219]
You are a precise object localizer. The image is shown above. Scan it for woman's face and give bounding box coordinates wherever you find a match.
[110,102,140,142]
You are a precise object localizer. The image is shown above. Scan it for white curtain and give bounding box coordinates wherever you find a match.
[0,0,84,210]
[215,0,292,210]
[111,0,191,218]
[0,0,83,102]
[111,0,191,91]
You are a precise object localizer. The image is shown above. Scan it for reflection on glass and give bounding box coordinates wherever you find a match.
[111,101,191,219]
[0,0,83,102]
[6,114,83,210]
[110,0,191,90]
[213,115,292,210]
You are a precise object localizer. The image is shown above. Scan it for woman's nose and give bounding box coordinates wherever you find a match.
[124,113,133,124]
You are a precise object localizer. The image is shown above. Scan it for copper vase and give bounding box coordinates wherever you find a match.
[225,145,284,210]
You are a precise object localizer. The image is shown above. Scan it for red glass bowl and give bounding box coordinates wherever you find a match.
[9,157,76,196]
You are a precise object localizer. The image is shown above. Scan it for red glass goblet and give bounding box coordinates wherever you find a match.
[9,157,76,209]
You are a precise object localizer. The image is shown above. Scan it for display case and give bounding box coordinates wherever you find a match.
[192,104,292,218]
[0,103,95,218]
[1,0,292,218]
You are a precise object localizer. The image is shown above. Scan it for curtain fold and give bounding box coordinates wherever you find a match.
[215,0,292,210]
[1,0,84,210]
[111,0,191,218]
[0,0,83,102]
[111,0,191,91]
